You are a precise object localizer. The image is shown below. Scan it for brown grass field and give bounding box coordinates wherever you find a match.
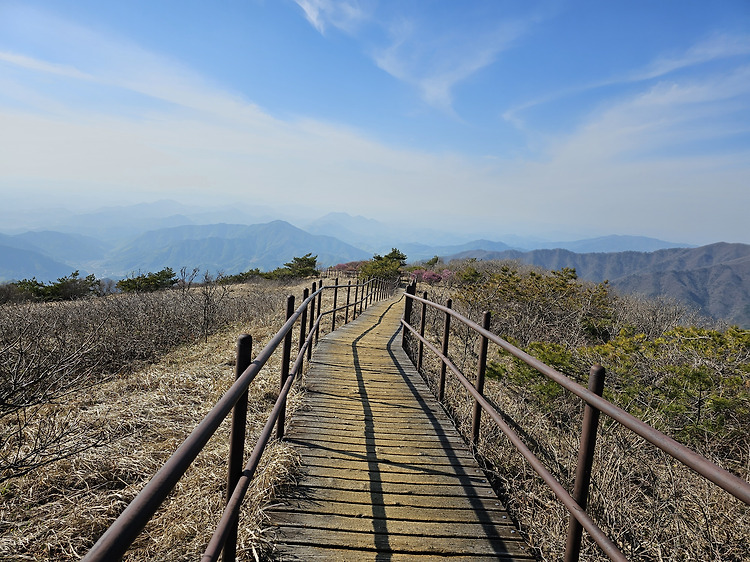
[1,280,332,561]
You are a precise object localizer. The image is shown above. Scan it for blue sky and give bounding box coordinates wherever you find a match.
[1,0,749,244]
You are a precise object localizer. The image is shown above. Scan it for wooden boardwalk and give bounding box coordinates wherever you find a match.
[267,296,534,561]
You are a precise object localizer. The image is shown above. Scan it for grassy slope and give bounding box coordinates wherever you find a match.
[0,286,311,561]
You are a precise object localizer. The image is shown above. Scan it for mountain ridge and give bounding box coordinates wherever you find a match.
[1,204,743,326]
[444,243,750,326]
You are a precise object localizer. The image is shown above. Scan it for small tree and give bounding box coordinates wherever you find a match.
[283,253,319,277]
[47,271,99,301]
[425,255,441,268]
[359,248,407,280]
[8,271,99,302]
[117,268,178,293]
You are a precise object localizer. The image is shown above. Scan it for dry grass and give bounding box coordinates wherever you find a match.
[0,280,318,561]
[407,280,750,562]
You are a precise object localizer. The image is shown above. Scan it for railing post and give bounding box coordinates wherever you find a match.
[353,282,359,319]
[438,298,452,401]
[472,311,491,448]
[402,281,416,349]
[315,280,322,344]
[276,295,295,440]
[417,291,427,372]
[298,288,309,370]
[307,283,316,361]
[345,280,351,324]
[224,334,252,562]
[332,279,339,331]
[565,364,606,562]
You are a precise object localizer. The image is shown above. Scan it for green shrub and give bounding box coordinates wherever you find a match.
[117,268,177,292]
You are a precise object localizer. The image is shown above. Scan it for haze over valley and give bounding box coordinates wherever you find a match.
[2,200,748,327]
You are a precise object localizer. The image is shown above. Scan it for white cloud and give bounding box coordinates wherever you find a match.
[636,33,750,81]
[504,33,750,129]
[0,51,93,80]
[293,0,373,35]
[0,19,494,221]
[489,57,750,243]
[372,16,536,113]
[292,1,545,113]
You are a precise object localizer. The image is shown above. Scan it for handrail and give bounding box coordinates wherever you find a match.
[402,284,750,562]
[83,275,398,562]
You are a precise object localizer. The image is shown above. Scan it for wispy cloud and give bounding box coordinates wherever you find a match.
[504,33,750,129]
[636,33,750,81]
[0,8,493,220]
[293,1,546,113]
[293,0,373,35]
[373,18,530,112]
[491,56,750,241]
[0,51,93,80]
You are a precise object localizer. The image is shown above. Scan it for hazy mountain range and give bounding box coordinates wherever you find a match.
[447,244,750,327]
[2,201,747,326]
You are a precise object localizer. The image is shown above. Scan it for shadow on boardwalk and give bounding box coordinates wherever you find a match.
[266,297,534,561]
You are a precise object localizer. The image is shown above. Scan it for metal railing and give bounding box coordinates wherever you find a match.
[401,281,750,562]
[83,276,398,562]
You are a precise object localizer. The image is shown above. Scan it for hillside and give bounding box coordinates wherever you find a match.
[0,221,371,281]
[0,245,74,283]
[446,243,750,326]
[101,220,370,276]
[1,201,741,325]
[542,234,693,253]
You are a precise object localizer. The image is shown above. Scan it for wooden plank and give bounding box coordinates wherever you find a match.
[283,476,497,498]
[271,512,514,532]
[274,527,531,558]
[270,549,527,562]
[280,485,509,511]
[272,499,513,524]
[299,464,489,486]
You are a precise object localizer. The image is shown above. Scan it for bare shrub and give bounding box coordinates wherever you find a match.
[406,265,750,561]
[0,279,312,560]
[0,280,290,482]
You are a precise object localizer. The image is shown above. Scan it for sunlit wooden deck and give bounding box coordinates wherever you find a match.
[266,296,533,561]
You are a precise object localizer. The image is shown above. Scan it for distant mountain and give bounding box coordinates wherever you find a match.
[0,231,105,282]
[0,202,735,324]
[302,212,484,254]
[304,212,388,252]
[13,231,109,263]
[7,200,284,244]
[392,234,687,261]
[445,243,750,327]
[100,220,370,276]
[544,235,693,253]
[614,259,750,329]
[403,239,513,262]
[0,245,74,283]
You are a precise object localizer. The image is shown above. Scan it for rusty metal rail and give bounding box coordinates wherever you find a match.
[401,282,750,562]
[83,276,397,562]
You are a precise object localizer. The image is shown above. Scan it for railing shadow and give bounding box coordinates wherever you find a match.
[310,299,521,558]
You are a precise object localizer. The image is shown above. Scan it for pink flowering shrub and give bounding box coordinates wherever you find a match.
[422,270,442,284]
